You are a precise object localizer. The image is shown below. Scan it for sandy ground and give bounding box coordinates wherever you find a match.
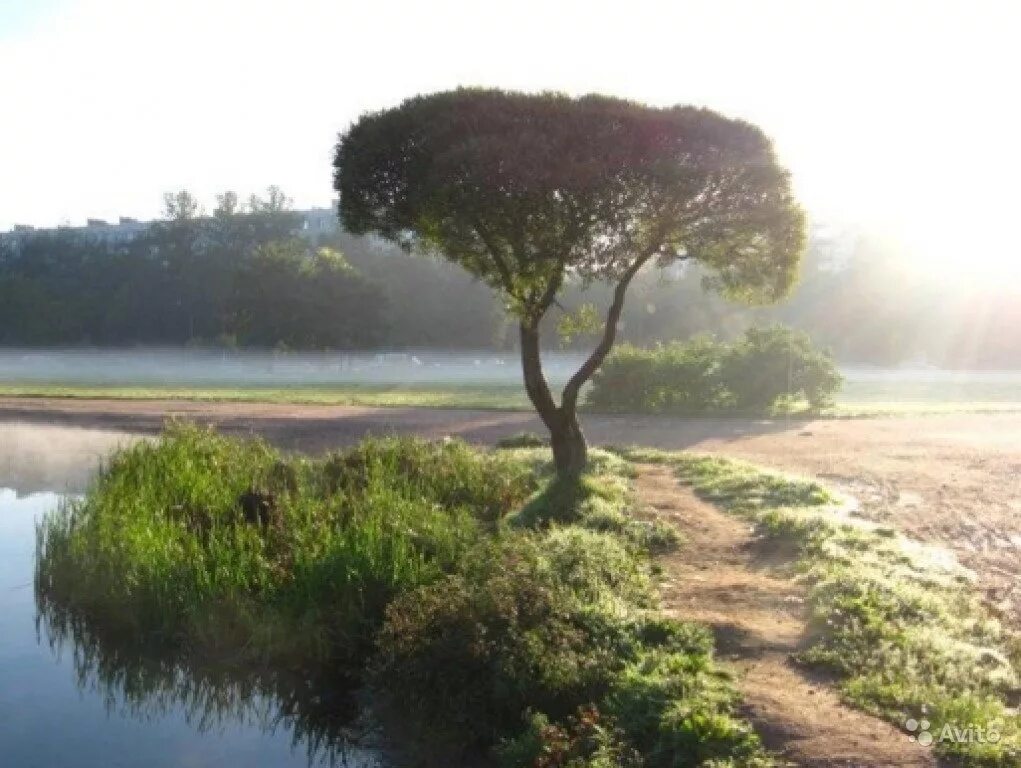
[2,397,1020,623]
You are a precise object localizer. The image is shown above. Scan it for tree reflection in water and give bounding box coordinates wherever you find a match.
[35,581,385,767]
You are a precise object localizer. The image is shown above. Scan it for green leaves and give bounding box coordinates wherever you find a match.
[588,327,843,415]
[557,303,602,345]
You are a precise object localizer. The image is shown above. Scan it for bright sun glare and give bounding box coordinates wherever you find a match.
[1,0,1019,290]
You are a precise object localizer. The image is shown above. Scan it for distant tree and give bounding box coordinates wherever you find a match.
[327,230,510,349]
[249,185,292,214]
[162,190,202,221]
[214,191,241,219]
[232,239,389,348]
[335,89,805,475]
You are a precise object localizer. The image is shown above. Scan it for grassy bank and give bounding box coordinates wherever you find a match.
[2,382,533,409]
[4,382,1021,416]
[36,425,769,766]
[625,448,1021,766]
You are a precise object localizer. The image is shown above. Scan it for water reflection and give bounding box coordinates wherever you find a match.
[0,424,386,768]
[0,422,135,495]
[35,586,381,766]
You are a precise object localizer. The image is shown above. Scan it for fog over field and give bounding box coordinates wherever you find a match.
[0,348,587,387]
[2,348,1021,407]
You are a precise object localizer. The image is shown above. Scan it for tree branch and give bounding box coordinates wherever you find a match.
[471,217,517,298]
[560,249,657,414]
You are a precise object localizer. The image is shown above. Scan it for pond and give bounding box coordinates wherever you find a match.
[0,423,384,768]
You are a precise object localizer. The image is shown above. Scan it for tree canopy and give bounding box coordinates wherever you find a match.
[0,190,387,349]
[336,89,804,311]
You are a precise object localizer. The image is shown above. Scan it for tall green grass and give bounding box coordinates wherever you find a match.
[36,424,536,667]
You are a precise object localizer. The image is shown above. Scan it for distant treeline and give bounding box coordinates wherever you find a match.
[2,193,1019,367]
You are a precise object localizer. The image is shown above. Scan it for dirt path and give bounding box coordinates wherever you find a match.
[635,463,936,767]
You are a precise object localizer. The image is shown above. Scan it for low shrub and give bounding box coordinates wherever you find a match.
[498,432,550,449]
[374,453,765,766]
[496,707,643,768]
[718,326,843,411]
[587,326,842,416]
[587,337,726,414]
[373,534,638,747]
[374,531,766,765]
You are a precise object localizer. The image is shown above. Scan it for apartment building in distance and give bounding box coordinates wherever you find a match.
[0,207,339,251]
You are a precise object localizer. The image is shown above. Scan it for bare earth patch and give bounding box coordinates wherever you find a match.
[635,463,936,768]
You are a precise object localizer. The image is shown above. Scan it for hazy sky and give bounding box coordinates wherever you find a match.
[2,0,1019,276]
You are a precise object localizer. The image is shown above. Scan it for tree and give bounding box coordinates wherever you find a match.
[232,238,390,348]
[162,190,202,221]
[356,89,804,474]
[214,191,241,219]
[249,185,292,214]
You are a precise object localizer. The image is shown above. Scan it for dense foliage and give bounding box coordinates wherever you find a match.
[37,427,535,665]
[336,89,804,306]
[37,427,769,766]
[4,195,1021,368]
[587,327,842,415]
[0,195,387,349]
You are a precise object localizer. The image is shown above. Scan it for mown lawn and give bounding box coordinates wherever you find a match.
[0,382,533,409]
[3,380,1021,416]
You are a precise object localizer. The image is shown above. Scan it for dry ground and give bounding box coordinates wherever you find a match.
[2,398,1020,622]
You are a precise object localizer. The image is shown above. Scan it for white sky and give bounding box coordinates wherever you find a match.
[2,0,1019,276]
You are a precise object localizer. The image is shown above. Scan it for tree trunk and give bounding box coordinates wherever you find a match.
[519,321,588,477]
[517,251,655,478]
[550,408,588,477]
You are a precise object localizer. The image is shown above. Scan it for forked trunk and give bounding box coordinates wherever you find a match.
[518,251,652,478]
[519,321,587,478]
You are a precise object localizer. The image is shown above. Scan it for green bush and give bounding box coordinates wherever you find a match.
[587,326,842,415]
[586,337,726,414]
[497,432,550,449]
[496,708,644,768]
[719,326,843,411]
[373,534,639,746]
[374,532,766,765]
